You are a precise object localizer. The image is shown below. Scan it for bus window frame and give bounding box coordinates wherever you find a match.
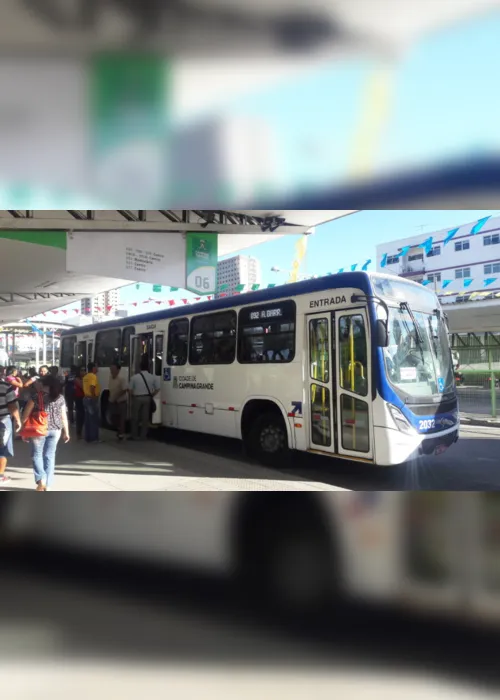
[189,310,237,366]
[237,300,296,364]
[95,328,122,368]
[61,335,77,367]
[167,318,189,367]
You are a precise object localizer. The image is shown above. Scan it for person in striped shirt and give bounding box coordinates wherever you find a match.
[0,379,21,485]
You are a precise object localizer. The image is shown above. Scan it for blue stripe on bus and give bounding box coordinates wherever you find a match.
[60,272,376,337]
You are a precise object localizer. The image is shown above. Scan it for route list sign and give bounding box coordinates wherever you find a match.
[185,232,218,295]
[66,231,186,287]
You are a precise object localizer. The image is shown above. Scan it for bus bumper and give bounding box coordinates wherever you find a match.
[419,427,459,457]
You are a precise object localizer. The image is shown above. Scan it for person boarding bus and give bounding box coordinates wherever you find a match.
[129,356,160,441]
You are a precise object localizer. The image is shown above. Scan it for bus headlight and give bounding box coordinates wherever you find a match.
[388,405,414,435]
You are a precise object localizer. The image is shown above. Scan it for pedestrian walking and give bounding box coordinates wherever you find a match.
[0,378,21,485]
[83,362,101,443]
[129,355,160,441]
[74,366,86,440]
[108,362,129,440]
[22,375,70,491]
[5,366,23,398]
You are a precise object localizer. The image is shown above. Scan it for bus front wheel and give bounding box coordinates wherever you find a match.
[246,412,289,467]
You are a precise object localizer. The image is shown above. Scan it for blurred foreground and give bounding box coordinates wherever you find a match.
[1,1,500,207]
[2,521,500,699]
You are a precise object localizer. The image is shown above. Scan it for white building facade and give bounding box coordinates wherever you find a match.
[216,255,262,298]
[377,216,500,301]
[81,289,121,317]
[376,214,500,348]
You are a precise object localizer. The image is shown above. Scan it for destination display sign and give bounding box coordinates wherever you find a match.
[240,300,296,325]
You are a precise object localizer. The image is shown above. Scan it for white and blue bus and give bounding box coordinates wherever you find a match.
[60,271,459,466]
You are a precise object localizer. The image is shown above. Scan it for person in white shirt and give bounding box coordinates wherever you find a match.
[129,355,160,441]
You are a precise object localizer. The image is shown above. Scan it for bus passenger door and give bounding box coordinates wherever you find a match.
[306,314,336,454]
[335,309,374,461]
[130,333,153,374]
[152,331,164,425]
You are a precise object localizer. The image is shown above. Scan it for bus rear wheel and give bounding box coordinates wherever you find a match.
[246,412,289,467]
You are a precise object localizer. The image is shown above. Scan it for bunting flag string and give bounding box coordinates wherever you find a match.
[28,261,500,323]
[380,215,495,265]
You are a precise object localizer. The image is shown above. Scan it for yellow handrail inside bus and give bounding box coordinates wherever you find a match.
[349,361,365,380]
[350,322,356,449]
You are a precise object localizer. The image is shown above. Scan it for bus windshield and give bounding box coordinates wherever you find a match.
[384,304,454,400]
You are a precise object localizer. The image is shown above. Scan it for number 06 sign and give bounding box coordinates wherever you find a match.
[185,232,218,295]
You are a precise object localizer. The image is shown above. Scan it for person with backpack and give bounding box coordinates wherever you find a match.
[21,374,70,491]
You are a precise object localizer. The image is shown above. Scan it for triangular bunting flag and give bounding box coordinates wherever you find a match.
[484,277,497,287]
[471,216,491,235]
[442,280,453,289]
[444,228,459,245]
[464,278,473,287]
[380,255,387,269]
[419,237,434,255]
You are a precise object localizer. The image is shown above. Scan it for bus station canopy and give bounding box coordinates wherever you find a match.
[445,299,500,335]
[0,209,356,324]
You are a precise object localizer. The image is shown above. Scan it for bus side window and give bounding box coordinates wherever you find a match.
[238,301,296,364]
[167,319,188,366]
[95,329,121,367]
[189,311,236,365]
[61,336,77,367]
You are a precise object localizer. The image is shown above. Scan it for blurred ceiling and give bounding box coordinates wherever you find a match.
[0,0,497,57]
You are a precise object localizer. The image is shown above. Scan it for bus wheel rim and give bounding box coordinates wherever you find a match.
[260,425,284,453]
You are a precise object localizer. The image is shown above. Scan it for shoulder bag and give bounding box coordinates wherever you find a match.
[20,392,49,439]
[140,373,157,415]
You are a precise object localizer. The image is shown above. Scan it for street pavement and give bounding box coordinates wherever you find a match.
[2,424,499,491]
[2,429,344,492]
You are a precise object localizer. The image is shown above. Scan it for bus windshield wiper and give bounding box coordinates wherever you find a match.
[400,302,423,345]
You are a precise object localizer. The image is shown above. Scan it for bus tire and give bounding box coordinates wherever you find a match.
[246,412,289,467]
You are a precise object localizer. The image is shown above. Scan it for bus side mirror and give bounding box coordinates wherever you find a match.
[376,319,389,348]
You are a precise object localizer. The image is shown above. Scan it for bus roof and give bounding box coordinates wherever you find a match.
[59,272,425,337]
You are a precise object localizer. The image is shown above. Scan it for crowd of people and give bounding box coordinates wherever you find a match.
[0,356,160,490]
